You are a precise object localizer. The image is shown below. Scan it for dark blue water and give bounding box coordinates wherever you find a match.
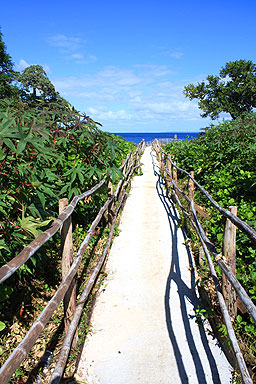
[111,132,199,144]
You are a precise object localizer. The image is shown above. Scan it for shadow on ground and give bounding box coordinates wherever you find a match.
[151,150,222,384]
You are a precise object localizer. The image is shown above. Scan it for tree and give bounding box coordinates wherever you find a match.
[0,31,18,99]
[184,60,256,120]
[18,65,60,105]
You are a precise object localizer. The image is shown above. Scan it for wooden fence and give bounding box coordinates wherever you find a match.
[0,140,145,384]
[145,134,178,146]
[153,139,256,384]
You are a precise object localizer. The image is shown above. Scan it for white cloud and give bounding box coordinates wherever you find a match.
[71,53,84,59]
[170,51,184,59]
[17,59,29,71]
[88,107,132,121]
[16,59,51,74]
[47,34,84,51]
[42,64,51,74]
[53,64,204,128]
[69,53,97,64]
[99,66,141,85]
[134,64,175,77]
[152,45,184,61]
[47,34,97,65]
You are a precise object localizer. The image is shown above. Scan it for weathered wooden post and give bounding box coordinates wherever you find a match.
[59,198,78,347]
[108,180,114,226]
[173,161,177,186]
[160,151,164,176]
[166,157,172,184]
[136,149,140,171]
[117,159,126,203]
[188,171,194,202]
[222,206,237,321]
[122,158,126,174]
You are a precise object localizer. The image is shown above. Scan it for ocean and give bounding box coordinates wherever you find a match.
[111,132,199,145]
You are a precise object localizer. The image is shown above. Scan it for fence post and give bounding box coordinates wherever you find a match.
[173,161,177,185]
[136,149,140,170]
[160,151,164,176]
[222,205,237,321]
[188,171,194,202]
[166,157,172,185]
[108,180,114,225]
[117,159,126,203]
[122,158,126,173]
[59,198,78,347]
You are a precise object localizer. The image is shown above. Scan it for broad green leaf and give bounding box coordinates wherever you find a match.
[0,321,6,332]
[37,191,46,209]
[3,138,16,152]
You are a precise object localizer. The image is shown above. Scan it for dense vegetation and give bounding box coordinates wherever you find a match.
[0,29,136,365]
[0,99,135,271]
[165,113,256,374]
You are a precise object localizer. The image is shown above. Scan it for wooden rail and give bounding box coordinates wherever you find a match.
[145,134,178,146]
[152,139,255,384]
[0,140,145,384]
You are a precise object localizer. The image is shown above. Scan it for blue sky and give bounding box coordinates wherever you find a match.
[1,0,256,132]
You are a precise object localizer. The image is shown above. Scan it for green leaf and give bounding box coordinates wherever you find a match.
[216,233,222,242]
[16,139,27,155]
[0,321,6,332]
[0,149,6,160]
[78,171,85,184]
[3,138,16,152]
[37,191,46,209]
[18,209,53,238]
[0,239,10,252]
[60,184,69,195]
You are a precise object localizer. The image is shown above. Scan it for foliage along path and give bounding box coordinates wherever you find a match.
[77,146,232,384]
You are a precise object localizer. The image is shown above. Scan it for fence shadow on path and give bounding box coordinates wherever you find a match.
[151,151,222,384]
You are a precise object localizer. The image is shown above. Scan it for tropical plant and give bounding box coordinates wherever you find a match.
[0,99,135,275]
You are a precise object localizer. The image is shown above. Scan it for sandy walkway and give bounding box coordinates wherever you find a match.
[77,147,232,383]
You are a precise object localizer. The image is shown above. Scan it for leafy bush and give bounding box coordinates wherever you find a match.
[165,113,256,270]
[0,99,135,275]
[165,114,256,298]
[165,113,256,373]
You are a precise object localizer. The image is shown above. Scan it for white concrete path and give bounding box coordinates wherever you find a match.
[77,147,233,384]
